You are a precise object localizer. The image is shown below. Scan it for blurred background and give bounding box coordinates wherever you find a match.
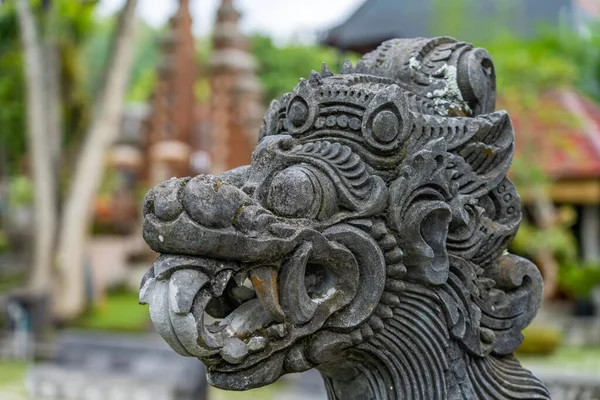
[0,0,599,399]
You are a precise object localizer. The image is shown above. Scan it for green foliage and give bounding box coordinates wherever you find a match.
[512,220,578,263]
[517,326,562,356]
[251,35,360,105]
[559,261,600,299]
[0,1,19,55]
[7,175,34,209]
[0,3,26,175]
[128,23,163,99]
[98,168,120,196]
[429,0,599,101]
[0,0,97,173]
[0,50,26,174]
[0,230,8,254]
[84,19,164,102]
[81,18,114,96]
[127,67,156,102]
[484,33,578,97]
[509,156,551,191]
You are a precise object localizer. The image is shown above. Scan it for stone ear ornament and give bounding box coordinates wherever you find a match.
[141,37,549,399]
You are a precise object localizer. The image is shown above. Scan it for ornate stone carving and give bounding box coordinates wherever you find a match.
[140,37,549,399]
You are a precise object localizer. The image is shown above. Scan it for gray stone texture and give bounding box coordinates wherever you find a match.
[141,37,549,399]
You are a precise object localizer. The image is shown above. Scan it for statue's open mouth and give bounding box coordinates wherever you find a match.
[139,243,345,388]
[139,254,285,364]
[139,173,383,389]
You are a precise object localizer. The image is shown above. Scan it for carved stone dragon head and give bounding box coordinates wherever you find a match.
[140,37,549,399]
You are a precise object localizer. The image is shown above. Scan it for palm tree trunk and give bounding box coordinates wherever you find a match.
[53,0,138,319]
[16,0,57,293]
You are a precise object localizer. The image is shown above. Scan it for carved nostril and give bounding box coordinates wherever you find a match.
[154,178,185,220]
[182,175,247,228]
[279,136,294,150]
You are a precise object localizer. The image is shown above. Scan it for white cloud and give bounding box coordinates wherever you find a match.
[97,0,363,44]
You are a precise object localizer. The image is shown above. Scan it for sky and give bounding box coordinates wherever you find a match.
[97,0,365,44]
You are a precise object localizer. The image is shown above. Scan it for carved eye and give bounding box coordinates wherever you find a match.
[361,85,408,152]
[265,165,337,220]
[371,109,401,143]
[266,166,320,218]
[288,98,309,127]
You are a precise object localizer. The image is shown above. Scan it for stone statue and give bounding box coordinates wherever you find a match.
[140,37,550,399]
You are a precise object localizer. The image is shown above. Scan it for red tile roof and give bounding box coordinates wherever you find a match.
[577,0,600,17]
[500,90,600,179]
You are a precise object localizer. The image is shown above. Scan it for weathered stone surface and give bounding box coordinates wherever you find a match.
[141,37,549,399]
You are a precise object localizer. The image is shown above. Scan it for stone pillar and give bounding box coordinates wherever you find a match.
[209,0,263,174]
[142,0,199,184]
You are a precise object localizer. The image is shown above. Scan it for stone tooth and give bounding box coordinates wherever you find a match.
[242,278,254,290]
[211,270,232,297]
[139,278,155,305]
[267,324,287,339]
[247,336,268,352]
[169,269,210,315]
[250,266,285,322]
[220,337,248,364]
[230,284,256,303]
[233,270,247,287]
[139,268,156,305]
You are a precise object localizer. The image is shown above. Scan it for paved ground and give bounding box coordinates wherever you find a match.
[0,362,328,400]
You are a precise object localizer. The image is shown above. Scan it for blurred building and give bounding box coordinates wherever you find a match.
[142,0,199,184]
[509,90,600,262]
[321,0,575,53]
[110,0,263,183]
[209,0,263,173]
[106,0,263,232]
